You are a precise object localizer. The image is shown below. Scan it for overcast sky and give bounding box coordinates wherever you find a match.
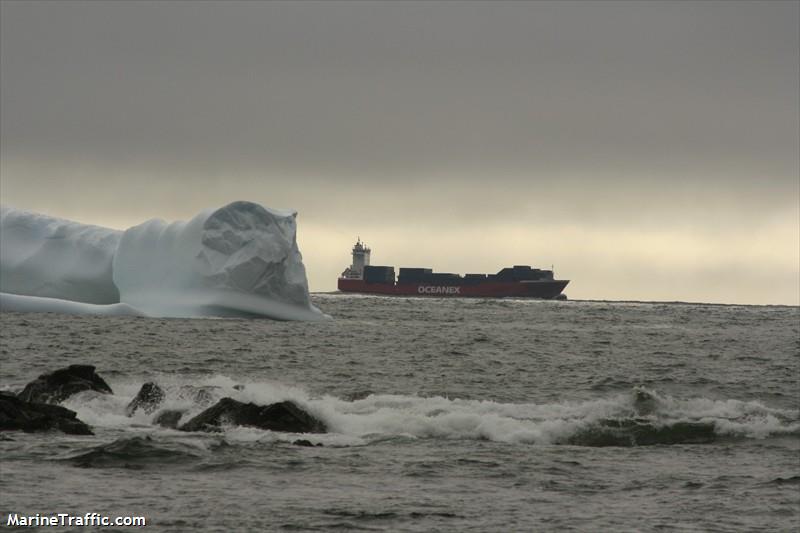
[1,0,798,304]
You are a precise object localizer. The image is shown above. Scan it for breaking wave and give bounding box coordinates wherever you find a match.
[61,379,800,448]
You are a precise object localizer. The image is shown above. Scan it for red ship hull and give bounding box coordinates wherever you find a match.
[338,278,569,299]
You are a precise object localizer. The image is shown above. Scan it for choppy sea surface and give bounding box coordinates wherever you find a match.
[1,295,798,532]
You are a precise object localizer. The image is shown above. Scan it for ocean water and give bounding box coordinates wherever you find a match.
[1,295,798,532]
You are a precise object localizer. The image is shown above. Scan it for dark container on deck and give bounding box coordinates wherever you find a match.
[399,267,432,277]
[397,267,432,284]
[363,265,396,284]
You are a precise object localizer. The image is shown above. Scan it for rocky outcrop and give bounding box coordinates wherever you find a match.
[0,391,93,435]
[17,364,113,404]
[153,409,185,429]
[292,439,323,447]
[125,382,165,416]
[179,398,326,434]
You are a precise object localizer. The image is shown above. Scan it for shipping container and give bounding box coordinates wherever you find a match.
[363,265,395,284]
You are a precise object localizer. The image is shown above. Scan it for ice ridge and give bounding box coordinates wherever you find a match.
[0,202,325,320]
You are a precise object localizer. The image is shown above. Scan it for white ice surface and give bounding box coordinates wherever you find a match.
[0,202,326,320]
[0,206,122,304]
[113,201,325,320]
[0,292,144,316]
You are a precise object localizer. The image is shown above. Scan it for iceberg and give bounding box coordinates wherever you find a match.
[0,206,122,304]
[0,202,326,320]
[0,292,144,316]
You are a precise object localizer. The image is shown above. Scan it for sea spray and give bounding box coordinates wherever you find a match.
[60,378,800,447]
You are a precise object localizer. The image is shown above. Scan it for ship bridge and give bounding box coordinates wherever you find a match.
[340,238,371,279]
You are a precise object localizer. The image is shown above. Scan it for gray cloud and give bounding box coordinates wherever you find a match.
[2,1,797,179]
[1,1,797,303]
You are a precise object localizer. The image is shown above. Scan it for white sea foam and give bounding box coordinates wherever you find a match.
[59,379,799,445]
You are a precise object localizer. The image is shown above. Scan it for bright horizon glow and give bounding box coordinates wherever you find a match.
[2,199,795,306]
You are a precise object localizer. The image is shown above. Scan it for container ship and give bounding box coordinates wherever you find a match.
[338,239,569,299]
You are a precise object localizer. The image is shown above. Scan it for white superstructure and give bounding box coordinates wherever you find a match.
[340,238,371,279]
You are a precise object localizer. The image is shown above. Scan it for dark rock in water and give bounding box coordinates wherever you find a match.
[293,439,323,447]
[566,418,716,447]
[153,409,185,429]
[179,398,327,434]
[17,364,113,404]
[0,391,93,435]
[233,384,245,391]
[126,382,165,416]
